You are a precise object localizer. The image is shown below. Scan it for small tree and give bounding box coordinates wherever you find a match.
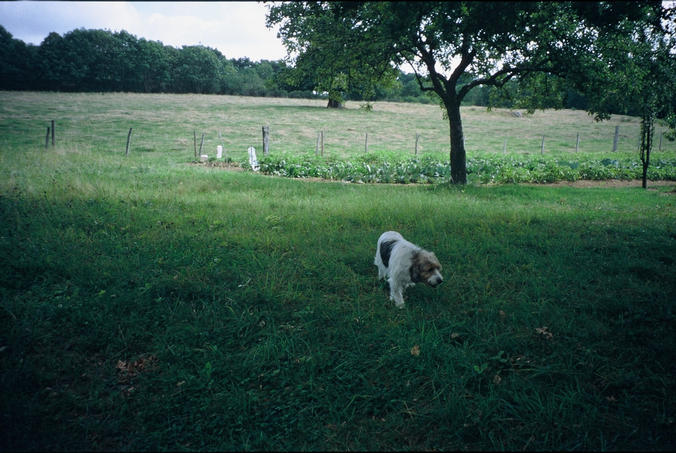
[266,2,397,109]
[572,6,676,188]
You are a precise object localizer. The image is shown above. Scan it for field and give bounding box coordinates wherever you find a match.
[1,92,675,450]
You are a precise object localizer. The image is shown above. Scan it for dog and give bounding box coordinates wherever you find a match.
[374,231,443,308]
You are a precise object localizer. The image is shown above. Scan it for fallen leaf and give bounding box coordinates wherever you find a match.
[535,326,553,340]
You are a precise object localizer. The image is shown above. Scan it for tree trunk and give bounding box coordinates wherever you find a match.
[327,98,343,109]
[640,109,653,189]
[446,100,467,184]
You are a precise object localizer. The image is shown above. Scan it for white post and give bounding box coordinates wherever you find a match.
[248,146,260,171]
[216,145,223,159]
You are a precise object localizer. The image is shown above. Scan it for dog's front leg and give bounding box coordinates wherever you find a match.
[389,280,406,308]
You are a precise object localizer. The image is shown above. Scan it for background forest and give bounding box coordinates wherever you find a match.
[0,25,626,113]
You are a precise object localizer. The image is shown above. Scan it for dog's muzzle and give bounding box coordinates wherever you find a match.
[428,272,443,287]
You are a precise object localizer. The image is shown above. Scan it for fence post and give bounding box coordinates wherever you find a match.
[575,132,580,152]
[45,126,50,149]
[315,132,320,156]
[540,135,545,155]
[262,125,270,156]
[415,133,420,155]
[364,132,368,153]
[321,130,324,156]
[612,125,619,152]
[125,128,133,156]
[199,133,205,156]
[51,120,55,147]
[193,130,197,160]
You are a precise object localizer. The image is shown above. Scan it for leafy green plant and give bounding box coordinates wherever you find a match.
[257,153,676,184]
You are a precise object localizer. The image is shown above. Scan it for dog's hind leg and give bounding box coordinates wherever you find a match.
[377,265,387,280]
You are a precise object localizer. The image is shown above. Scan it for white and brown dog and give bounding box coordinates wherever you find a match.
[374,231,443,308]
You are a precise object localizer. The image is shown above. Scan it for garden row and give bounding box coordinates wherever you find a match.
[248,153,676,184]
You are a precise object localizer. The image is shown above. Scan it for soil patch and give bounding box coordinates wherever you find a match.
[188,161,245,171]
[524,179,676,189]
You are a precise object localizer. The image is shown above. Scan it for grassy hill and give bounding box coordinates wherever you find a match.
[2,91,673,161]
[1,92,675,450]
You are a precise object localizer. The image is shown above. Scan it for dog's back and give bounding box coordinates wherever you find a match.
[375,231,404,268]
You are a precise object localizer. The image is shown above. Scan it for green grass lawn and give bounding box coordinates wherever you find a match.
[1,92,675,450]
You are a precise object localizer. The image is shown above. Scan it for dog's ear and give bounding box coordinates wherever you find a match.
[409,251,422,283]
[429,252,442,270]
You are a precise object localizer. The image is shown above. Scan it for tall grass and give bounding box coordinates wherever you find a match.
[1,93,675,450]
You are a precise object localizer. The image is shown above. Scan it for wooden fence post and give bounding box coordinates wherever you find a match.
[575,132,580,152]
[262,125,270,156]
[199,133,205,156]
[540,135,545,154]
[321,130,324,156]
[364,132,368,153]
[612,125,619,152]
[45,126,50,149]
[415,133,420,155]
[51,120,55,147]
[125,128,133,156]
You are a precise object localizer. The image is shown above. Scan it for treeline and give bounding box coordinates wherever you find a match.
[0,26,610,112]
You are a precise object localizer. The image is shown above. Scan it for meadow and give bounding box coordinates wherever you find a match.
[1,91,675,450]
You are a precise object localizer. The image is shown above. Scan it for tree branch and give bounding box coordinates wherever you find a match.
[415,40,448,100]
[402,54,436,93]
[450,34,476,86]
[457,63,567,101]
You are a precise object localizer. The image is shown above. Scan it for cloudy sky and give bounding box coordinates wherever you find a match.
[0,1,288,61]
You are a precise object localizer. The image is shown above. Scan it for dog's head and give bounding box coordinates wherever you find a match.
[411,250,443,287]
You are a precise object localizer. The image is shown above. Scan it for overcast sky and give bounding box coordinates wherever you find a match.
[0,1,288,62]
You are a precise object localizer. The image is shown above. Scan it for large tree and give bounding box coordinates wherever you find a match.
[267,1,669,184]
